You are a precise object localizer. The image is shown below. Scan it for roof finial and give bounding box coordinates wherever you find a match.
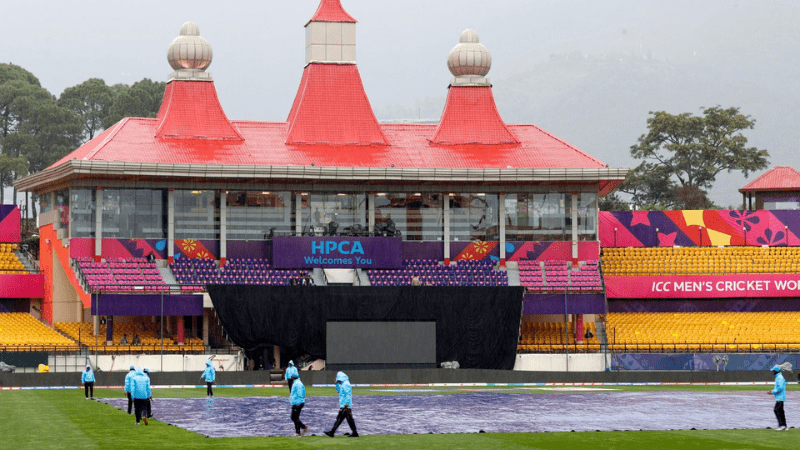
[447,29,492,86]
[167,22,213,81]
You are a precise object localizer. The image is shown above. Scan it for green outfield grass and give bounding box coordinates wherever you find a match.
[3,385,798,449]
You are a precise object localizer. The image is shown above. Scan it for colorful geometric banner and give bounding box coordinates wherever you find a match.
[600,210,800,247]
[0,205,21,243]
[606,274,800,299]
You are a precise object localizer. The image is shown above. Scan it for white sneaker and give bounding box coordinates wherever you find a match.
[776,426,787,431]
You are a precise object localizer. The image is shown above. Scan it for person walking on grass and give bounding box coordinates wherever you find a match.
[289,374,309,437]
[769,363,790,431]
[131,367,151,426]
[143,368,153,419]
[81,364,95,400]
[201,360,216,397]
[285,360,299,391]
[324,371,358,438]
[124,365,135,414]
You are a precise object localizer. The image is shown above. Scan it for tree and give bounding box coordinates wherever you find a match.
[0,63,81,209]
[625,106,769,209]
[58,78,113,143]
[598,193,630,211]
[102,78,166,128]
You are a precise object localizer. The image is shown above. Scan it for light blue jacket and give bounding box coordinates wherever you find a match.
[81,367,95,383]
[289,377,306,406]
[131,368,151,400]
[124,367,135,393]
[285,361,299,381]
[201,361,216,382]
[772,371,786,402]
[335,371,352,408]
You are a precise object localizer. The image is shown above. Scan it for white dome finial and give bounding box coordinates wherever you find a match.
[167,22,214,81]
[447,29,491,86]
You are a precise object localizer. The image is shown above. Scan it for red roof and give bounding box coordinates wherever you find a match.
[286,63,388,146]
[308,0,357,24]
[740,166,800,192]
[155,81,243,141]
[431,86,519,145]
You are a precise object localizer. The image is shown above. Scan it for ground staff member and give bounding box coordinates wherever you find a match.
[124,365,135,414]
[289,374,309,436]
[324,371,358,438]
[769,364,788,431]
[201,360,216,397]
[143,368,153,418]
[285,360,299,391]
[81,364,95,400]
[131,367,151,425]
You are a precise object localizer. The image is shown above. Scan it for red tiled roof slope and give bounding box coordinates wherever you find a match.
[740,166,800,192]
[155,81,243,141]
[286,63,388,146]
[50,119,605,170]
[308,0,357,23]
[431,86,519,145]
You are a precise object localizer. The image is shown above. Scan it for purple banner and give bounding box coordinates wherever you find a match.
[523,293,605,315]
[272,237,403,269]
[91,294,203,316]
[611,353,796,371]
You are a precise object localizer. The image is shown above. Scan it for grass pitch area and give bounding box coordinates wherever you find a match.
[3,385,798,449]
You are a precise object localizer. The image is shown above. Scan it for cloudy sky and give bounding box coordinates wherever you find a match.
[3,0,798,207]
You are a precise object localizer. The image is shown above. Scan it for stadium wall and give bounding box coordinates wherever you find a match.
[0,205,21,242]
[0,368,783,388]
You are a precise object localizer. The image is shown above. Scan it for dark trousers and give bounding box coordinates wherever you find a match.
[206,382,214,396]
[126,392,133,414]
[774,401,787,427]
[291,403,306,434]
[133,398,148,423]
[84,382,94,398]
[145,398,152,418]
[330,407,357,434]
[288,378,294,392]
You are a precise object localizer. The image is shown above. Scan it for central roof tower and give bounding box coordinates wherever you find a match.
[286,0,388,146]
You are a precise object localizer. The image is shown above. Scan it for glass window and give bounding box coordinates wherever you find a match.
[55,190,69,229]
[534,192,567,241]
[39,193,51,214]
[764,196,800,210]
[226,191,293,239]
[300,193,367,236]
[101,189,165,239]
[577,192,598,240]
[450,193,499,242]
[175,190,219,240]
[70,189,94,238]
[373,193,443,241]
[504,193,536,241]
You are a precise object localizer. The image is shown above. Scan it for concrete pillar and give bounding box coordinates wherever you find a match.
[106,316,113,345]
[93,312,99,337]
[571,192,578,264]
[167,190,175,263]
[498,193,506,267]
[444,193,451,264]
[202,310,209,346]
[274,345,281,369]
[177,316,185,345]
[295,192,303,236]
[368,193,375,233]
[94,188,103,260]
[219,191,227,266]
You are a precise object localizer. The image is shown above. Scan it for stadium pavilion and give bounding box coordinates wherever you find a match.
[15,0,627,342]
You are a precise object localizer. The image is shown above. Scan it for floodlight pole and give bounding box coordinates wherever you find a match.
[564,288,569,372]
[161,290,164,372]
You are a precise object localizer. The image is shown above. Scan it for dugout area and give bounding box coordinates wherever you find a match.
[206,286,524,370]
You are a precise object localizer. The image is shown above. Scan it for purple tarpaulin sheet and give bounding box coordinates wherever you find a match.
[101,390,789,437]
[523,293,605,315]
[273,237,403,269]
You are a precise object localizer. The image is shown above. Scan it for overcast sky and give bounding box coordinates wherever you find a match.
[3,0,798,208]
